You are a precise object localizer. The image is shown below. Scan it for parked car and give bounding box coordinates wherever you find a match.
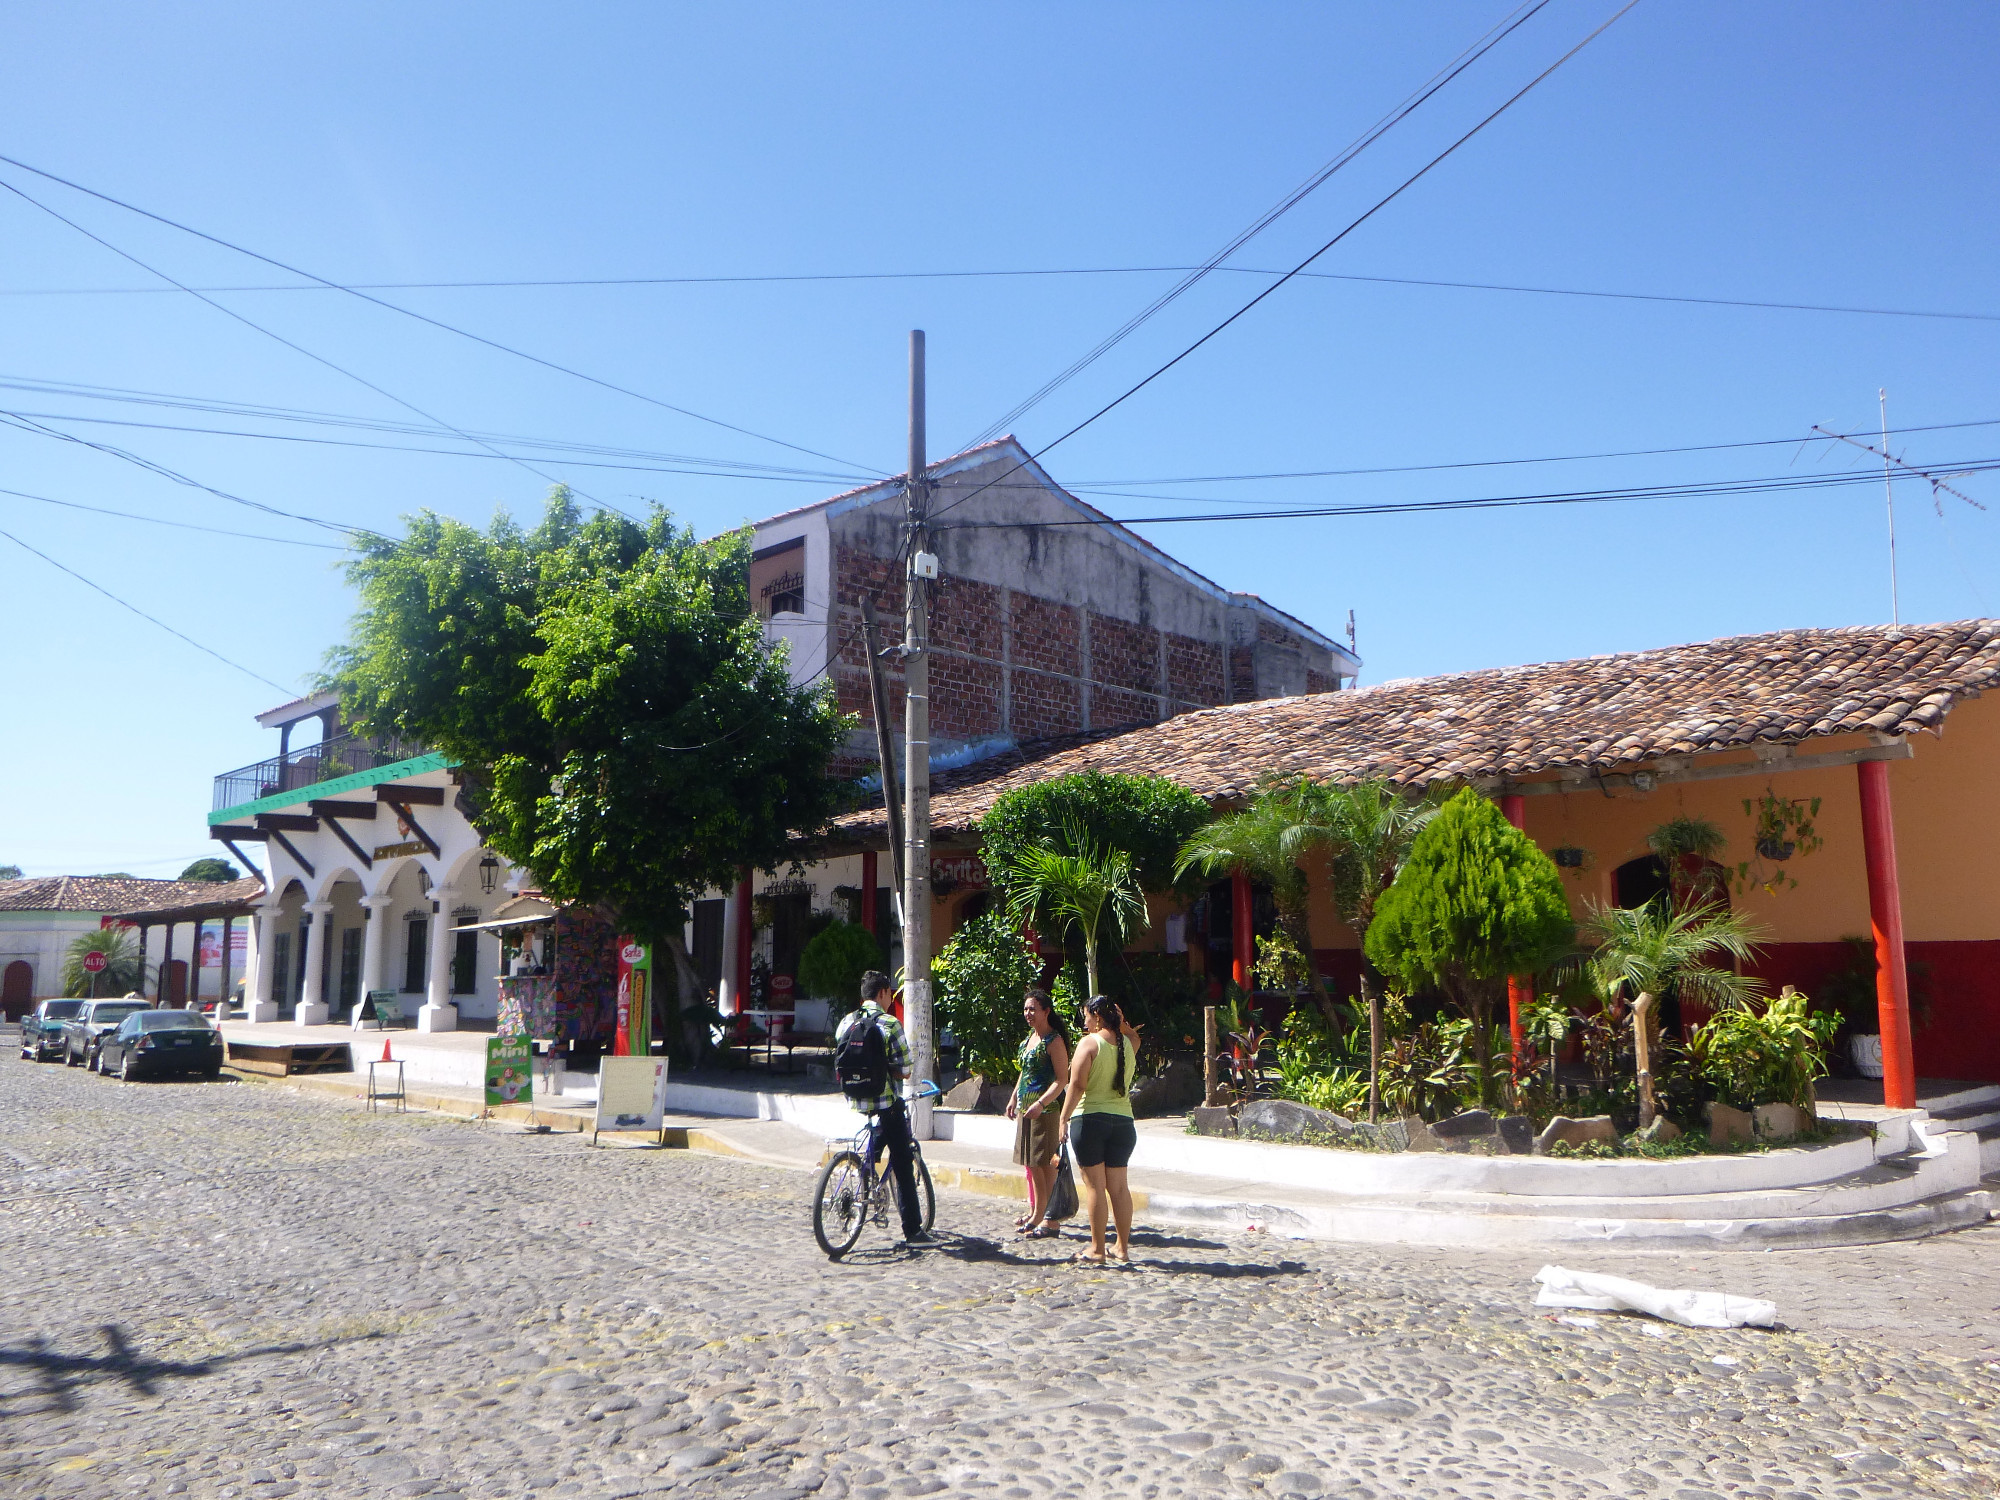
[94,1010,225,1081]
[60,998,150,1068]
[20,998,85,1061]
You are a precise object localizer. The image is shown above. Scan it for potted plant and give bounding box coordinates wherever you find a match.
[1734,789,1823,894]
[1812,936,1932,1078]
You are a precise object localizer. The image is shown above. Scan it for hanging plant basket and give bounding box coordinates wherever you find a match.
[1551,845,1587,869]
[1756,837,1796,863]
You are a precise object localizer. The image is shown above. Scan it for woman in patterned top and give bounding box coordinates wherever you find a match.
[1006,987,1070,1238]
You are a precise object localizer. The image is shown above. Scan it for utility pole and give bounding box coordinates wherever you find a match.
[1880,389,1898,625]
[902,330,936,1138]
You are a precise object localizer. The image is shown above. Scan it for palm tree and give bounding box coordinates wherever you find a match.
[1569,899,1766,1126]
[1645,815,1729,912]
[1175,780,1322,1016]
[62,927,147,998]
[1001,819,1148,998]
[1295,779,1443,1122]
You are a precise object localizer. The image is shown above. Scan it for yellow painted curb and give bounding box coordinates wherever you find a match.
[222,1065,592,1131]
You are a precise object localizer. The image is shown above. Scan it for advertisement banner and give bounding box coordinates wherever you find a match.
[593,1056,670,1145]
[485,1036,534,1108]
[614,936,652,1057]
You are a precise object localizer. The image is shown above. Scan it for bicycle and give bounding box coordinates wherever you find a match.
[812,1082,939,1259]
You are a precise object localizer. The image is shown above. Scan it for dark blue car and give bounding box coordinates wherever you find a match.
[94,1011,225,1081]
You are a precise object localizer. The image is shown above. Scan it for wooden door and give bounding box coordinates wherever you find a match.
[1,961,31,1019]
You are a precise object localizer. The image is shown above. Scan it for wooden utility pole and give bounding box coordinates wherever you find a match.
[902,330,936,1138]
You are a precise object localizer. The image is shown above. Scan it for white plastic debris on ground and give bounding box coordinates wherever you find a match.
[1533,1265,1777,1329]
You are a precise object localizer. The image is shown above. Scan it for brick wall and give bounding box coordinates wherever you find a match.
[1167,632,1227,706]
[1229,645,1256,702]
[1092,685,1163,731]
[1010,670,1082,739]
[1305,668,1338,695]
[1010,592,1081,678]
[1089,611,1162,696]
[930,653,1005,742]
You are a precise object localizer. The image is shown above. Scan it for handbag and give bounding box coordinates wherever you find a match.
[1045,1143,1080,1222]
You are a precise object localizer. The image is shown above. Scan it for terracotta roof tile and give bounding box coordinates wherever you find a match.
[829,620,2000,845]
[0,875,266,914]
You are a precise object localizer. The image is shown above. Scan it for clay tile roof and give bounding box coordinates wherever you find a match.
[828,620,2000,845]
[0,875,266,915]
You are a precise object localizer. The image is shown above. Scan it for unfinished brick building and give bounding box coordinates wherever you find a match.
[748,437,1358,776]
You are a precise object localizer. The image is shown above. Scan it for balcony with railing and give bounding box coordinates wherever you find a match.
[212,731,430,813]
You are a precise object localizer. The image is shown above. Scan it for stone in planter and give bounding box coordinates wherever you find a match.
[1633,1116,1682,1145]
[1432,1109,1496,1140]
[941,1075,985,1111]
[1130,1058,1204,1119]
[1497,1115,1536,1155]
[1532,1115,1618,1154]
[1753,1102,1802,1141]
[1239,1098,1353,1140]
[1398,1114,1443,1152]
[1189,1105,1237,1137]
[1706,1101,1755,1147]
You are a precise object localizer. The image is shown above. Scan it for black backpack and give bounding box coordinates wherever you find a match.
[835,1011,890,1104]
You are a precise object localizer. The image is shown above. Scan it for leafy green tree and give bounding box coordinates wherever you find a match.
[1364,789,1574,1108]
[327,487,851,1050]
[932,910,1045,1081]
[179,858,240,883]
[797,920,883,1016]
[63,928,146,997]
[1001,819,1148,998]
[0,864,22,880]
[982,771,1210,899]
[1296,779,1443,1121]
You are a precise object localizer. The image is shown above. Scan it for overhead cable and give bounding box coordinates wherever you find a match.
[927,0,1644,528]
[963,0,1552,447]
[0,152,883,476]
[0,522,293,691]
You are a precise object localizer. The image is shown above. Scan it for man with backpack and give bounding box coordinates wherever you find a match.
[833,971,936,1248]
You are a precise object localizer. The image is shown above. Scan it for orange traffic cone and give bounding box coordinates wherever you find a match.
[380,1035,393,1064]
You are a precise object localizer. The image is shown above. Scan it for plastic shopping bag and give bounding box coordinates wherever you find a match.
[1046,1144,1080,1222]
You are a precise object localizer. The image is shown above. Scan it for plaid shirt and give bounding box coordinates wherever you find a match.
[835,1000,912,1114]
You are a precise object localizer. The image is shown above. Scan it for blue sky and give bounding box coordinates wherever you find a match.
[3,1,1996,879]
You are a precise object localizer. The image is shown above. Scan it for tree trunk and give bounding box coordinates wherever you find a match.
[1467,980,1495,1110]
[1632,991,1657,1128]
[1361,967,1382,1125]
[659,930,707,1060]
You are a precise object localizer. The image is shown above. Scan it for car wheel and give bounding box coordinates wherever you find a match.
[119,1051,135,1082]
[66,1044,81,1067]
[91,1047,104,1073]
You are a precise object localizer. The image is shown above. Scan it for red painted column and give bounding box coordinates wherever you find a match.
[1858,759,1917,1109]
[1231,868,1253,993]
[1500,795,1531,1069]
[859,850,878,937]
[733,873,754,1014]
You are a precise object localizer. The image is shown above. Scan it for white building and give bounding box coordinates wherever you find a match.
[209,692,520,1031]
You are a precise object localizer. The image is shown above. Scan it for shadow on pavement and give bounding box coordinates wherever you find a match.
[0,1323,382,1418]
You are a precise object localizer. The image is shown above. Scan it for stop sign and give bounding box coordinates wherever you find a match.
[81,951,108,974]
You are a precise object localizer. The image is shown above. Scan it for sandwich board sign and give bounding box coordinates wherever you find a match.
[485,1036,534,1109]
[593,1056,670,1146]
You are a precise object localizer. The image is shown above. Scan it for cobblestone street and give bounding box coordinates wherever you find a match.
[5,1042,1999,1500]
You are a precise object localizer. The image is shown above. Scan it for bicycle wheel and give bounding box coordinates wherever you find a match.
[813,1151,870,1259]
[894,1153,936,1234]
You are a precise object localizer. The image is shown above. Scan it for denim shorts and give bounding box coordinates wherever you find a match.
[1069,1111,1137,1169]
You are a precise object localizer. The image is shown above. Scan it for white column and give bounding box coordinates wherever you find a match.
[357,895,393,1024]
[717,886,742,1015]
[418,887,459,1032]
[247,901,282,1022]
[296,901,333,1025]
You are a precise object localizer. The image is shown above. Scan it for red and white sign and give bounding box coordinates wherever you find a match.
[930,853,989,889]
[770,974,795,997]
[621,942,645,964]
[81,951,108,974]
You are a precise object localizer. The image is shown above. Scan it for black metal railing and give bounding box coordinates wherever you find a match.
[212,732,429,813]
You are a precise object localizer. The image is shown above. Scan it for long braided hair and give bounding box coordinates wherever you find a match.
[1085,995,1130,1095]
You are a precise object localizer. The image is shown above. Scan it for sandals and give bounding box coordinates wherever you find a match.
[1018,1223,1060,1239]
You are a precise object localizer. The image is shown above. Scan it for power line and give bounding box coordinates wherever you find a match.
[9,264,1993,326]
[928,0,1643,528]
[0,174,634,522]
[0,152,884,477]
[964,0,1552,447]
[0,522,293,691]
[937,458,2000,530]
[0,485,347,548]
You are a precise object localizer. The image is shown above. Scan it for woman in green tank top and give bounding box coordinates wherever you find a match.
[1058,995,1139,1265]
